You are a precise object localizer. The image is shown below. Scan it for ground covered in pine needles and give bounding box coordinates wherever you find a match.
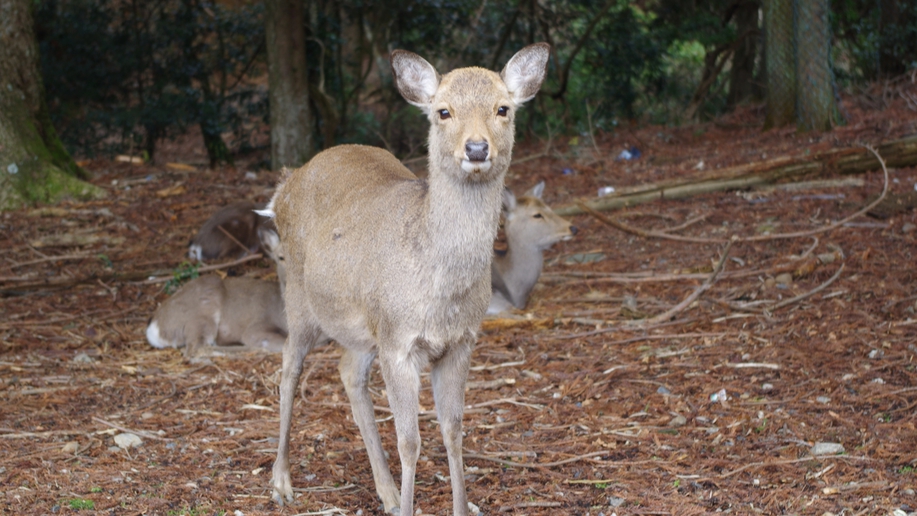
[2,80,917,515]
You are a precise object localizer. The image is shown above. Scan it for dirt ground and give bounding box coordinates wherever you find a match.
[2,79,917,516]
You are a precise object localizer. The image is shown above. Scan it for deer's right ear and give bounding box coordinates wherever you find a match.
[391,50,441,112]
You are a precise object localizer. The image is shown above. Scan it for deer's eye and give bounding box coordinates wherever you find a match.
[533,213,543,219]
[497,106,509,117]
[438,109,451,120]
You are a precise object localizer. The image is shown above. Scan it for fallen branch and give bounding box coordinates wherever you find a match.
[9,252,96,268]
[719,454,874,478]
[498,501,563,512]
[575,145,890,244]
[92,416,171,441]
[558,136,910,216]
[462,450,608,470]
[216,224,253,256]
[143,253,265,284]
[553,318,695,340]
[0,253,265,294]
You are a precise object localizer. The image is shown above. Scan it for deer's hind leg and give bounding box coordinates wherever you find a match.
[270,311,326,506]
[339,347,400,513]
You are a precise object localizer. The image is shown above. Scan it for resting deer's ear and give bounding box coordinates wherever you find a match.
[524,181,545,199]
[502,188,518,216]
[391,50,441,113]
[501,43,550,105]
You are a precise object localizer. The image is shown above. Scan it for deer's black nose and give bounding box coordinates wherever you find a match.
[465,141,489,162]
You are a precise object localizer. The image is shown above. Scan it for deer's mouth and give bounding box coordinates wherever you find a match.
[461,159,492,174]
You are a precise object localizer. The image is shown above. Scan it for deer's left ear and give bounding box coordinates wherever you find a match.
[524,181,545,199]
[501,43,550,105]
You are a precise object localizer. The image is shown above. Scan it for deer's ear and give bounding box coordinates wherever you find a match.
[524,181,545,200]
[501,43,550,105]
[502,187,518,214]
[392,50,441,113]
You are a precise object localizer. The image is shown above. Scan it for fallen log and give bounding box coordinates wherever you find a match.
[555,134,917,216]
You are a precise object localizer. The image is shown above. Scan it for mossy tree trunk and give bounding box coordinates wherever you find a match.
[0,0,104,210]
[265,0,313,170]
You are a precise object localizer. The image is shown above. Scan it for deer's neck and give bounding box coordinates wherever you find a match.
[424,168,506,295]
[494,235,544,308]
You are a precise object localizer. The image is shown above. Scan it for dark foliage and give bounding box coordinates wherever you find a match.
[33,0,917,164]
[37,0,266,166]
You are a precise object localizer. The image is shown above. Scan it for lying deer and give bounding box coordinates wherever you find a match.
[488,181,577,314]
[188,200,270,261]
[262,44,549,515]
[146,226,287,358]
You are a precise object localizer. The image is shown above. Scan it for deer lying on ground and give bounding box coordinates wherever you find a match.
[488,181,577,314]
[146,226,287,358]
[188,200,270,261]
[261,44,549,515]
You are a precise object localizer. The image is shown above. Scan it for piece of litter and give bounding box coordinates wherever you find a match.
[598,186,616,197]
[114,433,143,450]
[710,388,728,403]
[811,442,845,456]
[241,404,273,411]
[616,146,641,161]
[72,352,94,363]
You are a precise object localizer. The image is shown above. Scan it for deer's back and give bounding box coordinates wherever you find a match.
[218,277,286,343]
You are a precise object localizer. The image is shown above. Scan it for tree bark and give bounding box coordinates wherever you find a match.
[763,0,795,129]
[265,0,313,170]
[0,0,103,210]
[795,0,836,132]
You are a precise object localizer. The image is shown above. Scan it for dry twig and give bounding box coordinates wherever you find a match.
[768,263,845,311]
[642,238,734,324]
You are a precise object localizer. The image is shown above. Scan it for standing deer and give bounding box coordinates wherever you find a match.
[263,44,550,515]
[488,181,577,314]
[146,226,287,358]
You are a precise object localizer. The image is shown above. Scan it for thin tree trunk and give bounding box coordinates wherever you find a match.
[0,0,103,210]
[727,1,760,108]
[763,0,795,129]
[795,0,836,132]
[877,0,916,78]
[265,0,313,170]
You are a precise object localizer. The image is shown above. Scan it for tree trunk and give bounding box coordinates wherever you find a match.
[0,0,103,210]
[763,0,795,129]
[727,1,760,108]
[795,0,836,132]
[265,0,313,170]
